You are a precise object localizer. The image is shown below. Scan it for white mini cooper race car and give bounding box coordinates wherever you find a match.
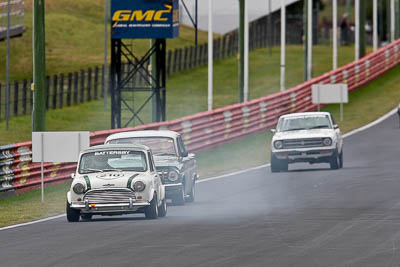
[66,144,167,222]
[270,112,344,172]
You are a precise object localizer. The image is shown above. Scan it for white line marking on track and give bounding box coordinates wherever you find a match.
[0,107,397,231]
[0,214,65,231]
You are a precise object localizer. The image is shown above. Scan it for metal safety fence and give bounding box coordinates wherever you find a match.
[1,39,400,194]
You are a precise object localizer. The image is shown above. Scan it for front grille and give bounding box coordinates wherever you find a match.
[283,138,323,149]
[158,170,168,180]
[84,189,135,204]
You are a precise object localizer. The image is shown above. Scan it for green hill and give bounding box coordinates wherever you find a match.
[0,0,212,82]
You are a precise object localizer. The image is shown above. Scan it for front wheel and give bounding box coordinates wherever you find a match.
[186,182,195,203]
[172,185,185,206]
[145,194,158,219]
[271,154,281,173]
[158,198,167,217]
[330,149,340,170]
[271,153,288,173]
[66,201,80,222]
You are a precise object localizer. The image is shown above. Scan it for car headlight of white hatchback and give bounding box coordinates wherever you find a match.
[323,138,333,146]
[274,140,283,149]
[133,181,146,192]
[73,183,86,194]
[168,170,180,182]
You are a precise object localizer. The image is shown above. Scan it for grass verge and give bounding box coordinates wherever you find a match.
[1,63,400,227]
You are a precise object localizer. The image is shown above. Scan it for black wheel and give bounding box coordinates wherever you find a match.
[339,149,344,168]
[270,154,281,173]
[186,182,195,203]
[271,153,288,172]
[330,149,340,170]
[145,194,158,219]
[172,185,185,206]
[81,214,92,221]
[66,201,80,222]
[280,160,289,172]
[158,198,167,217]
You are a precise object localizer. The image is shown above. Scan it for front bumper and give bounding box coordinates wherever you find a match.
[71,200,150,214]
[273,149,335,162]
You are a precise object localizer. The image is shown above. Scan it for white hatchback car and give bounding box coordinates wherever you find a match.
[270,112,343,172]
[66,144,167,222]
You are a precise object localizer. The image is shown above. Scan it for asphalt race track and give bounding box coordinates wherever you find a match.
[0,114,399,267]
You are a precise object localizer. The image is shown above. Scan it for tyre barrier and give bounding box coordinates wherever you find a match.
[1,39,400,195]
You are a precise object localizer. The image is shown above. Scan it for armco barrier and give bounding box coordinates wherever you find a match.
[1,39,400,194]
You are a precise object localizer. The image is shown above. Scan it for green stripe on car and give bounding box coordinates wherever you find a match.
[84,175,91,191]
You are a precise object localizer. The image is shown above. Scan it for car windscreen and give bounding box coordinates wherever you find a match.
[78,150,147,174]
[108,137,177,157]
[278,115,332,132]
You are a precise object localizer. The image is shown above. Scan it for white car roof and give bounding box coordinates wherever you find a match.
[105,130,180,143]
[83,144,150,153]
[279,112,331,119]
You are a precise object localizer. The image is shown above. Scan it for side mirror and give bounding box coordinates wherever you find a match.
[333,124,339,129]
[70,173,76,179]
[270,129,276,133]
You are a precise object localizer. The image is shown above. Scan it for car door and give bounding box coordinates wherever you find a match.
[177,136,195,194]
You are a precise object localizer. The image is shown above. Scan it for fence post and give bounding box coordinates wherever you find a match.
[67,73,72,106]
[172,49,178,73]
[59,74,64,108]
[101,64,105,98]
[23,80,27,115]
[94,67,99,99]
[80,70,85,103]
[178,48,183,72]
[189,46,194,69]
[230,34,235,57]
[203,43,208,65]
[52,75,58,109]
[222,36,227,59]
[14,81,19,116]
[193,45,198,67]
[74,72,79,104]
[197,45,203,66]
[183,48,188,71]
[166,50,172,77]
[215,38,221,59]
[87,68,92,101]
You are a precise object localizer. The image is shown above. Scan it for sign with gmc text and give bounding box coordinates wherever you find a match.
[111,0,179,39]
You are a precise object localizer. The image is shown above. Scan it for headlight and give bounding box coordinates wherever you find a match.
[133,181,146,192]
[168,170,179,182]
[323,138,333,146]
[274,140,283,149]
[73,183,85,194]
